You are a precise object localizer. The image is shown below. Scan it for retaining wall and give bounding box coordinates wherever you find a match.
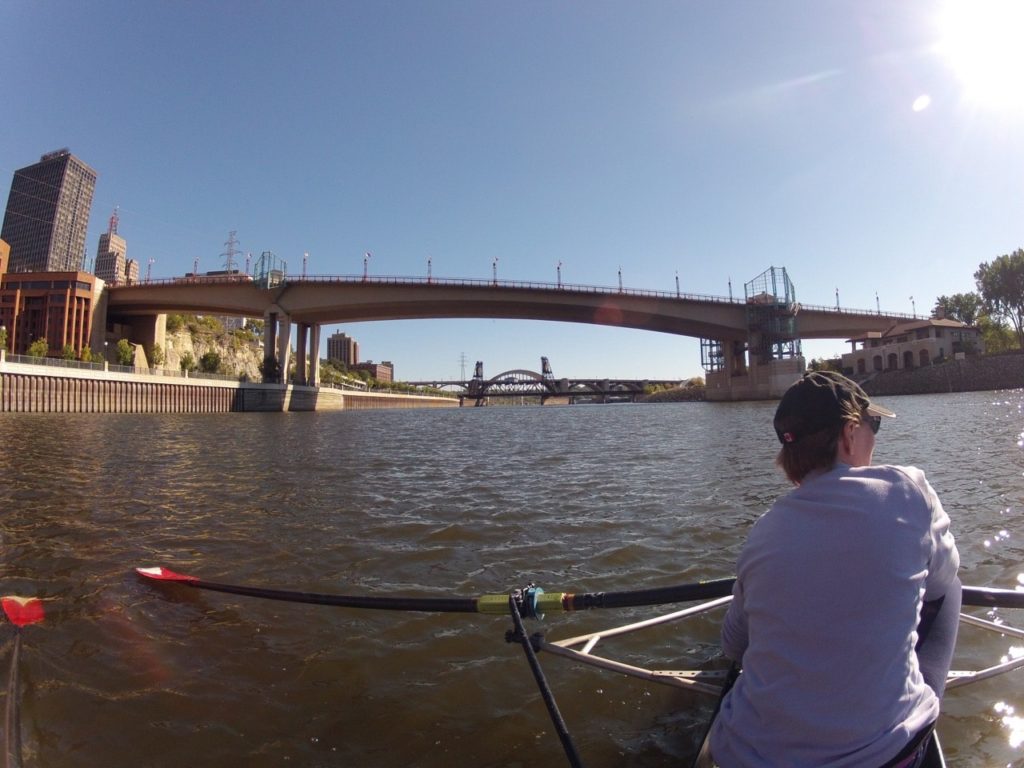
[0,364,458,414]
[861,353,1024,397]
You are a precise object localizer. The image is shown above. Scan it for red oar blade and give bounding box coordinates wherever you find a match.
[1,597,44,628]
[135,566,199,584]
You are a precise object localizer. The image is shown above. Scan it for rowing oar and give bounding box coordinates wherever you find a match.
[136,567,736,616]
[136,568,1024,614]
[2,597,44,768]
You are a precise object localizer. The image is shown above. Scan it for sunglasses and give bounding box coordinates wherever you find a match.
[864,413,882,434]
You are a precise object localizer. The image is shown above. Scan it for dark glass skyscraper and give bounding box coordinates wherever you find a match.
[1,149,97,273]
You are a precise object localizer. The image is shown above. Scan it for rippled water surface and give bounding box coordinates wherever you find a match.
[1,391,1023,766]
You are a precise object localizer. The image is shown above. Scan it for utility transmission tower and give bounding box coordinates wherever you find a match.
[221,231,242,273]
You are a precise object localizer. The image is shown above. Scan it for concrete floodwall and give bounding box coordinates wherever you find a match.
[0,361,457,414]
[861,353,1024,396]
[0,372,241,413]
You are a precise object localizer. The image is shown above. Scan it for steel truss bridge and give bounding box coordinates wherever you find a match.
[407,358,681,405]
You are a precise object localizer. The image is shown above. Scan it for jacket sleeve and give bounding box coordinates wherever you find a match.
[916,575,961,699]
[720,578,749,662]
[909,468,960,697]
[918,469,960,601]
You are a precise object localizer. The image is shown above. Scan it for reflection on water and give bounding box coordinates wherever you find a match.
[995,701,1024,748]
[0,392,1022,766]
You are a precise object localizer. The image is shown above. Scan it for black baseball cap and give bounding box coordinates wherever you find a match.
[774,371,895,444]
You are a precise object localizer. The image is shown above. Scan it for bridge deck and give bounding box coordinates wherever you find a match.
[108,275,915,341]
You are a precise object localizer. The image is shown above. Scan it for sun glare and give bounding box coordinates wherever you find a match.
[937,0,1024,111]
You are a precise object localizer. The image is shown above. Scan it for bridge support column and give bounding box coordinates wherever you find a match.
[308,324,321,388]
[295,323,309,385]
[276,315,292,384]
[263,311,278,381]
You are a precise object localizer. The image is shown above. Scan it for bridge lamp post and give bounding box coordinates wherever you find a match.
[618,267,623,293]
[910,296,916,316]
[675,271,680,298]
[363,252,371,282]
[876,292,880,314]
[557,261,562,289]
[427,257,432,284]
[492,257,499,286]
[835,287,840,309]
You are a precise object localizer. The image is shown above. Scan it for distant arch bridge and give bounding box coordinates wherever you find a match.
[407,358,681,405]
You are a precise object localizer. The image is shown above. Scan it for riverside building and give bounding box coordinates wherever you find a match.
[1,149,97,273]
[0,247,104,357]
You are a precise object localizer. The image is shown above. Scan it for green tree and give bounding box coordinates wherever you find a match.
[977,315,1018,354]
[80,347,93,363]
[808,357,842,373]
[975,249,1024,349]
[0,326,7,351]
[116,339,135,366]
[165,314,185,333]
[180,351,197,373]
[62,344,77,360]
[148,343,165,367]
[26,338,48,358]
[933,292,983,325]
[199,351,222,373]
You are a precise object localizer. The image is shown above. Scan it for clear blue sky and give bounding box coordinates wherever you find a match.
[3,1,1022,380]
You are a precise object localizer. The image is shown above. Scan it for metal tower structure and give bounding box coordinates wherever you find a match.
[221,231,242,273]
[744,266,800,365]
[253,250,286,289]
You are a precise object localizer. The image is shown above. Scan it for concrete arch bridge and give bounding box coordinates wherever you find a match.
[105,266,914,400]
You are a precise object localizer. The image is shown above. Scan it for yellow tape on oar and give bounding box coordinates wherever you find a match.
[475,591,569,616]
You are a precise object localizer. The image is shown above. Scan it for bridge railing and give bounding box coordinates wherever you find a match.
[797,302,920,320]
[119,273,745,305]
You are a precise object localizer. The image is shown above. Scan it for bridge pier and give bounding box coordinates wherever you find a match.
[263,310,278,376]
[261,312,319,387]
[706,355,804,401]
[277,315,292,382]
[295,323,308,384]
[308,324,321,387]
[292,322,321,386]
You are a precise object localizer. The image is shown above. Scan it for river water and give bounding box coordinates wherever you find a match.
[1,391,1023,767]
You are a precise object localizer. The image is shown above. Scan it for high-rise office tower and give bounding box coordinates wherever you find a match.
[125,258,140,284]
[1,148,97,273]
[94,209,127,284]
[327,332,359,366]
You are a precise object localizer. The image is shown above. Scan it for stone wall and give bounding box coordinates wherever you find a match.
[861,353,1024,396]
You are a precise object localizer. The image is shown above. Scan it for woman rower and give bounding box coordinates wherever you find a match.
[708,371,960,767]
